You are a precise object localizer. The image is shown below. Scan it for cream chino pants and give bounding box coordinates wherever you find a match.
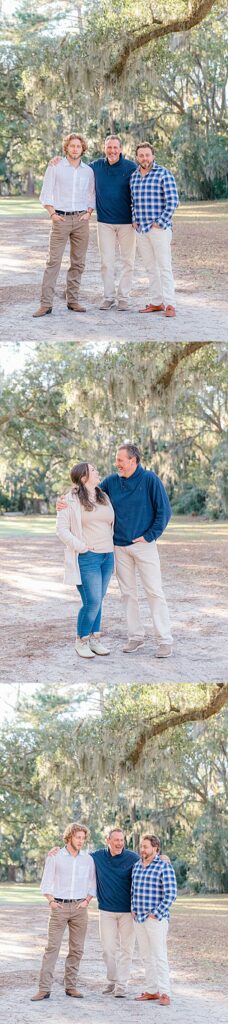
[134,917,171,996]
[99,910,135,988]
[115,540,173,644]
[137,226,175,306]
[97,223,136,299]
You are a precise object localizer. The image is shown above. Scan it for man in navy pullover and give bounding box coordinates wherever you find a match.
[92,827,138,997]
[90,135,136,311]
[101,442,173,657]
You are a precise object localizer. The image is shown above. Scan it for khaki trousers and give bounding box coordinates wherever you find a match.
[134,917,171,996]
[39,901,88,992]
[41,213,89,307]
[115,541,173,644]
[137,226,175,306]
[99,910,135,989]
[97,222,136,299]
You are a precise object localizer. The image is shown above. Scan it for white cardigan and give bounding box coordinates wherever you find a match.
[56,488,114,586]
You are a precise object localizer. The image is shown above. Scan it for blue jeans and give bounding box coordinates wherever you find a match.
[77,551,114,638]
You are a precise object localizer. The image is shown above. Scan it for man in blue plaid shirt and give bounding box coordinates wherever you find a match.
[130,142,179,317]
[131,832,177,1005]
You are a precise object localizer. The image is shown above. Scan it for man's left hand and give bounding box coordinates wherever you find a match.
[49,156,61,166]
[132,536,146,543]
[79,211,92,221]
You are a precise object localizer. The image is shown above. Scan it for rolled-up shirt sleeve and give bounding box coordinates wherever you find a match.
[40,855,56,894]
[158,170,179,229]
[153,864,177,920]
[39,165,56,207]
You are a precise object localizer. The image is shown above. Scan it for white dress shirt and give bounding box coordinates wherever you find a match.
[40,847,97,899]
[39,158,96,212]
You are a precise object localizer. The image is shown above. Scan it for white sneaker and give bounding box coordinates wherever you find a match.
[75,638,95,658]
[114,986,127,997]
[89,637,110,656]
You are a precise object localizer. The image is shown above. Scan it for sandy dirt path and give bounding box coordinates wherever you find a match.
[0,201,227,347]
[0,517,227,686]
[0,896,227,1024]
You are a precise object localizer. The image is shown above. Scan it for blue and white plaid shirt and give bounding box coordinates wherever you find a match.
[131,854,177,922]
[130,161,179,232]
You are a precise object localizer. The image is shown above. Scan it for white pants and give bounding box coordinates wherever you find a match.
[97,222,136,299]
[137,226,175,306]
[134,917,170,996]
[115,541,173,644]
[99,910,135,988]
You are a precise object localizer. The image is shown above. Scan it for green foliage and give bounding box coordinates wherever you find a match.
[0,685,227,891]
[0,341,227,518]
[0,2,226,197]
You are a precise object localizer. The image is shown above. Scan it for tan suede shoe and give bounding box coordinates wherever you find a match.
[67,303,86,312]
[30,992,50,1001]
[32,307,52,317]
[65,988,84,998]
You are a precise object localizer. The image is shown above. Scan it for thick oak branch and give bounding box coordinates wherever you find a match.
[121,684,228,768]
[108,2,218,80]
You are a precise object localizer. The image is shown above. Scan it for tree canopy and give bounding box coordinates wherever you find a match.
[0,0,227,197]
[0,341,227,518]
[0,683,227,891]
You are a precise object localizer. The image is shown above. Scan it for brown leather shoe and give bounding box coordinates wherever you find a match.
[30,992,50,1001]
[65,988,84,998]
[67,303,86,312]
[32,307,52,318]
[139,303,165,313]
[135,991,160,1001]
[165,305,176,317]
[159,994,171,1005]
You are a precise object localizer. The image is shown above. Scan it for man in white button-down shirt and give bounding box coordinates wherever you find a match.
[33,133,96,317]
[31,821,96,1002]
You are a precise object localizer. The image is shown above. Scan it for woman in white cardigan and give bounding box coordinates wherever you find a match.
[56,461,114,658]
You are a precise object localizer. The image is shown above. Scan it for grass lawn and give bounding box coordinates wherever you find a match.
[0,513,227,542]
[0,883,227,914]
[0,197,227,220]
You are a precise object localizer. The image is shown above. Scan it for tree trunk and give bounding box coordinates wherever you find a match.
[26,170,35,196]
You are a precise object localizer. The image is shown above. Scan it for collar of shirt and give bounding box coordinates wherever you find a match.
[107,848,125,860]
[64,847,82,857]
[139,853,160,870]
[104,154,123,169]
[136,160,159,180]
[119,465,144,490]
